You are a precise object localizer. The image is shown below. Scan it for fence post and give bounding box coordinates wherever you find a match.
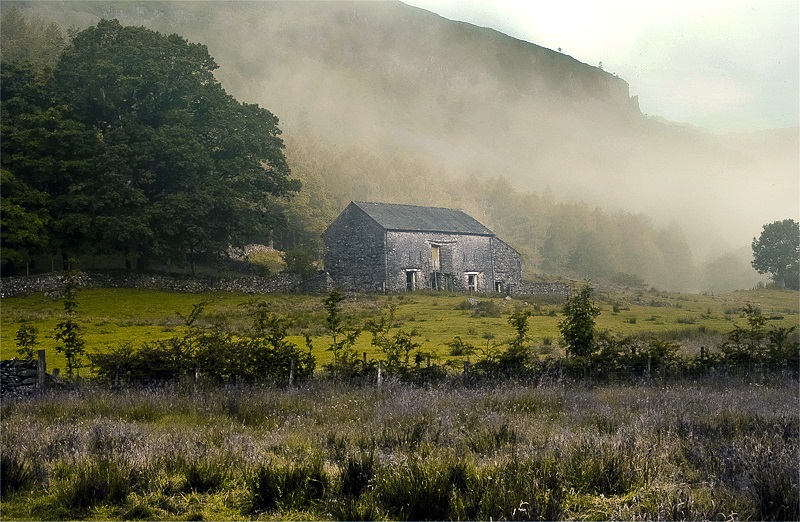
[377,360,384,386]
[37,350,46,392]
[426,355,431,368]
[289,357,296,386]
[463,360,470,384]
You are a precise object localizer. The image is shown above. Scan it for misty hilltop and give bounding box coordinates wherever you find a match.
[9,0,799,290]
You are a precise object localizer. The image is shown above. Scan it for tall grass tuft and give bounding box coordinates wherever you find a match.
[250,455,328,513]
[339,451,376,499]
[183,461,229,493]
[375,456,476,520]
[1,452,34,495]
[54,458,131,510]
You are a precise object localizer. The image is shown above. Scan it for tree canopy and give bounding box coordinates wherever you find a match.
[751,219,800,290]
[1,18,298,274]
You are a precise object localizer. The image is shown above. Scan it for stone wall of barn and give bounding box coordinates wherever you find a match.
[491,238,523,294]
[322,205,388,292]
[385,231,495,292]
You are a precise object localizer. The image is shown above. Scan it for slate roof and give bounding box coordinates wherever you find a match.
[352,201,494,236]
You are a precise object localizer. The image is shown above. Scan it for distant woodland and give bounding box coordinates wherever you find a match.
[2,3,796,292]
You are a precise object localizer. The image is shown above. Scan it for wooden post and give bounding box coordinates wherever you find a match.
[426,355,431,368]
[377,360,384,386]
[37,350,46,392]
[289,357,296,386]
[463,360,470,384]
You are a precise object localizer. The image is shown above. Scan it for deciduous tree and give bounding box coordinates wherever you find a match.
[751,219,799,290]
[558,283,601,360]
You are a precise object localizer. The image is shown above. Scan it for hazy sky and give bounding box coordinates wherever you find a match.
[402,0,799,133]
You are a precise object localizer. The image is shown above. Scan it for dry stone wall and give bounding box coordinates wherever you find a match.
[0,271,333,298]
[0,357,63,396]
[515,281,571,298]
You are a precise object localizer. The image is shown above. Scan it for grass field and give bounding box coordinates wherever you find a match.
[1,286,798,520]
[1,379,796,520]
[1,287,798,373]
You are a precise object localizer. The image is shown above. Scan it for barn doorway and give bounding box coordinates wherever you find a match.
[405,270,417,291]
[431,245,440,271]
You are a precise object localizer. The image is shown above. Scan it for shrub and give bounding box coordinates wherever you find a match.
[14,323,38,359]
[281,247,317,278]
[446,336,475,357]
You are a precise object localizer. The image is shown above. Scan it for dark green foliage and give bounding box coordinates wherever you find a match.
[751,218,800,289]
[90,339,186,385]
[90,301,314,385]
[1,15,298,272]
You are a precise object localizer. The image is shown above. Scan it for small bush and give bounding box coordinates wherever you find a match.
[446,336,475,357]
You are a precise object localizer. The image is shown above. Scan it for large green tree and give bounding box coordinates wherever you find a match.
[1,17,298,273]
[751,219,800,290]
[1,60,99,273]
[52,20,299,271]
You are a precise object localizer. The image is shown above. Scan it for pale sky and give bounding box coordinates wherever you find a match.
[402,0,800,133]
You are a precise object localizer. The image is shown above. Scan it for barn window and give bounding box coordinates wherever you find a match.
[465,272,479,292]
[495,281,505,293]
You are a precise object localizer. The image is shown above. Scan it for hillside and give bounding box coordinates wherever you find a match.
[8,0,798,290]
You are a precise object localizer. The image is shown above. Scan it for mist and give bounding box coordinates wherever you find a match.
[17,0,799,291]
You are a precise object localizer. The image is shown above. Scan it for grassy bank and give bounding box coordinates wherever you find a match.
[1,287,797,373]
[1,378,796,520]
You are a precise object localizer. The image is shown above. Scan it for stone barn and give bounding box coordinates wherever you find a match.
[323,201,522,293]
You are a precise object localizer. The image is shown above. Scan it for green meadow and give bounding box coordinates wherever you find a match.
[2,286,798,520]
[1,286,797,374]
